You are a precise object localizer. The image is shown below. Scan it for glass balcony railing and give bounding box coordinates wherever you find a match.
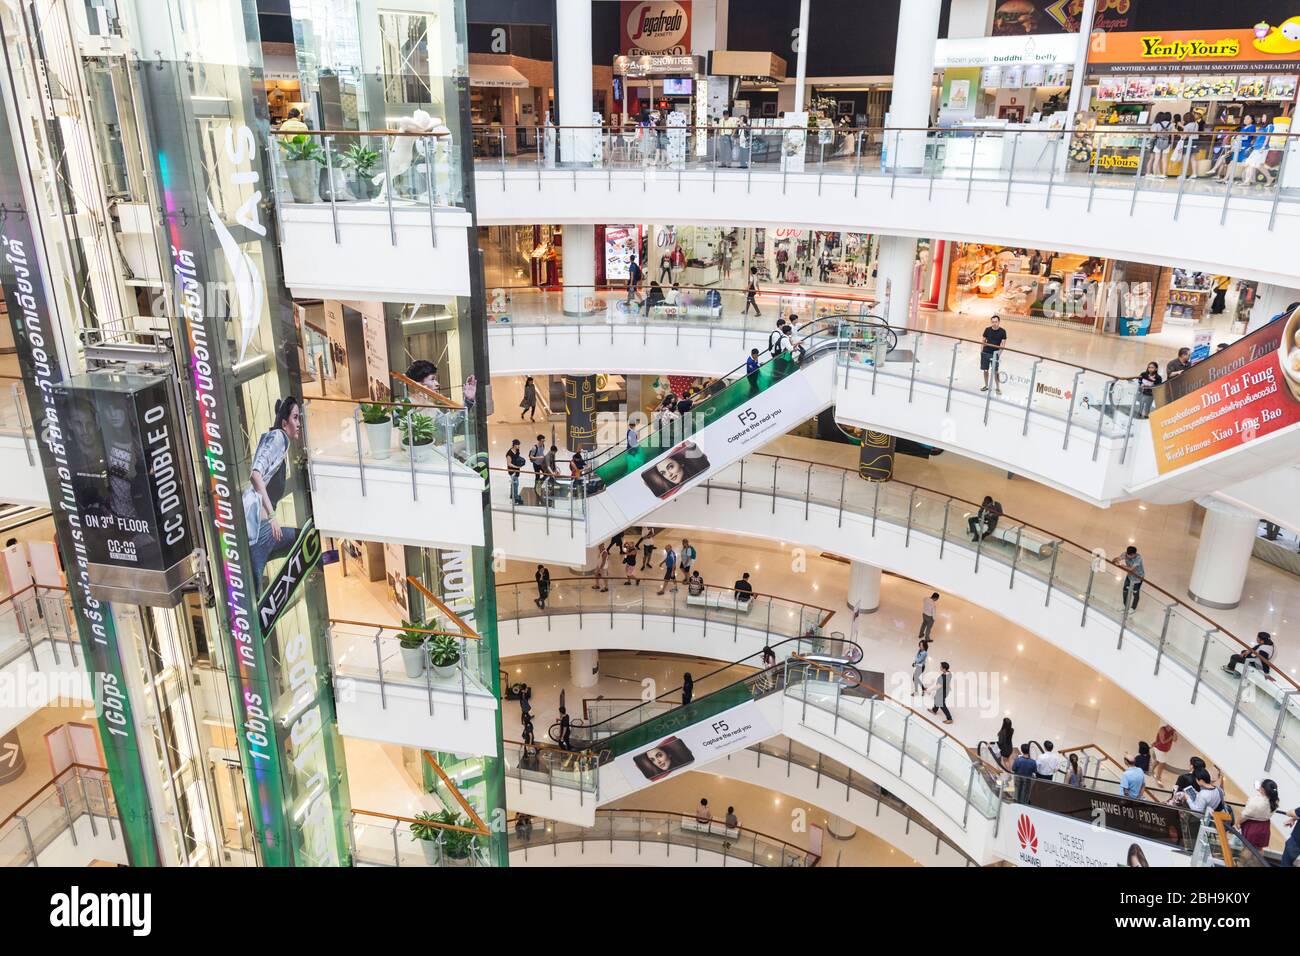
[473,123,1300,228]
[301,392,479,503]
[506,808,819,867]
[506,445,1300,783]
[0,764,118,866]
[348,808,492,868]
[0,376,35,447]
[0,584,77,672]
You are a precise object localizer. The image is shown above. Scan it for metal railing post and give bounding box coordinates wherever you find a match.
[837,469,846,527]
[1129,137,1149,215]
[1092,380,1113,463]
[1009,526,1023,588]
[1080,566,1095,626]
[353,407,367,497]
[382,135,397,245]
[11,386,33,465]
[1268,145,1291,231]
[945,341,959,412]
[962,762,975,828]
[1086,139,1101,212]
[1005,131,1020,205]
[1022,359,1041,435]
[425,136,438,247]
[324,135,340,243]
[904,486,916,547]
[898,712,910,776]
[1152,605,1173,675]
[939,498,952,559]
[1265,691,1298,771]
[1190,629,1217,705]
[1062,369,1083,451]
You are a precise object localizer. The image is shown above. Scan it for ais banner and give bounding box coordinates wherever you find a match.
[614,699,774,791]
[1147,310,1300,474]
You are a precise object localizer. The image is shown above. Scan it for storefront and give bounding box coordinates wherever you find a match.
[935,33,1076,125]
[1074,20,1300,178]
[943,243,1116,331]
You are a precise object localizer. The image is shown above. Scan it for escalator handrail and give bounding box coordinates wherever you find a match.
[571,635,863,744]
[581,315,866,477]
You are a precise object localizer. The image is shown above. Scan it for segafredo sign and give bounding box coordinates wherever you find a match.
[623,1,691,55]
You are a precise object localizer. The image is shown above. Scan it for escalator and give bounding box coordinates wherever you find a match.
[580,317,898,543]
[539,634,865,802]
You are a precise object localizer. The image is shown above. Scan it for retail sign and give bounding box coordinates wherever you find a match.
[613,699,774,792]
[935,33,1077,68]
[1003,806,1191,867]
[0,111,160,865]
[1087,24,1300,72]
[1147,309,1300,474]
[56,373,197,607]
[613,53,703,77]
[256,516,322,635]
[621,1,691,55]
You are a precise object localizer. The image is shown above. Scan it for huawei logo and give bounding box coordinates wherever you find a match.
[1017,813,1039,853]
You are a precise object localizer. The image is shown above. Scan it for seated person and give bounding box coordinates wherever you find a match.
[733,571,753,605]
[966,496,1003,541]
[687,570,705,596]
[1223,632,1274,678]
[645,281,666,312]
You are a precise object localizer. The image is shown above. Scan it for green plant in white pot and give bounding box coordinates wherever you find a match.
[280,134,325,203]
[341,141,381,201]
[359,402,392,460]
[398,619,428,678]
[428,632,461,681]
[398,411,436,463]
[409,810,450,865]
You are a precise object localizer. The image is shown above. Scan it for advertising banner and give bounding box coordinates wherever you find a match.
[621,1,691,55]
[0,102,160,864]
[614,699,774,790]
[1004,805,1192,867]
[56,373,197,606]
[1019,777,1190,845]
[1086,23,1300,73]
[598,360,826,531]
[1147,310,1300,474]
[140,44,350,865]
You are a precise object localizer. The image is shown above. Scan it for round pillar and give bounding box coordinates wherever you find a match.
[876,235,918,329]
[847,562,881,614]
[570,648,599,689]
[556,0,594,164]
[564,374,598,452]
[825,813,857,840]
[887,0,942,171]
[562,224,596,315]
[1188,498,1260,609]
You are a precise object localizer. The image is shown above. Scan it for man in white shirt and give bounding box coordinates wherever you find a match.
[1035,739,1063,780]
[919,592,939,642]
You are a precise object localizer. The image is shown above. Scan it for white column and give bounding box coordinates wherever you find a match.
[875,235,918,329]
[825,813,858,840]
[847,561,881,614]
[570,648,600,689]
[946,0,996,38]
[792,0,810,114]
[887,0,942,171]
[1058,0,1098,173]
[556,0,594,164]
[562,224,596,315]
[1188,498,1260,609]
[1247,285,1300,333]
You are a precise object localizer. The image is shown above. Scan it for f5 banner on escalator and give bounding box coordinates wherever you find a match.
[1147,308,1300,474]
[614,699,774,790]
[592,360,825,537]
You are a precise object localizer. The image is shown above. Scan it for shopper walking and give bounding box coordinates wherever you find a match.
[718,108,736,167]
[626,421,639,452]
[622,542,638,585]
[681,671,693,705]
[543,444,561,498]
[657,544,678,594]
[528,434,547,491]
[557,706,572,751]
[911,640,928,697]
[592,543,610,592]
[979,315,1007,395]
[928,660,953,723]
[626,254,643,310]
[745,348,761,392]
[767,317,785,356]
[506,439,525,505]
[639,531,657,570]
[1118,545,1144,610]
[534,564,551,609]
[521,712,535,747]
[742,266,761,316]
[1240,780,1280,852]
[519,376,538,421]
[1151,723,1178,784]
[919,591,939,643]
[1146,111,1174,178]
[1012,744,1038,803]
[679,539,697,577]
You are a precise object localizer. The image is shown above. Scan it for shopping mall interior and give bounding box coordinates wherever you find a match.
[1,0,1299,903]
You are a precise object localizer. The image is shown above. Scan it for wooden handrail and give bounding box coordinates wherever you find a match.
[507,808,818,862]
[0,763,108,830]
[406,575,479,641]
[421,752,491,835]
[327,617,474,640]
[351,806,486,837]
[305,394,448,411]
[390,371,464,410]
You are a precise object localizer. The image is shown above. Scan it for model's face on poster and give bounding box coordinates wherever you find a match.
[282,402,302,439]
[657,457,684,485]
[647,747,672,771]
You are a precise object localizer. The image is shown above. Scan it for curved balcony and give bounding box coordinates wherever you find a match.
[473,124,1300,287]
[490,450,1300,804]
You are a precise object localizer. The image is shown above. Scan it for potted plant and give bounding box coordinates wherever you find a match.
[398,619,428,678]
[359,402,392,460]
[280,134,325,203]
[409,810,448,865]
[434,809,476,866]
[398,411,436,463]
[341,141,380,201]
[428,632,461,681]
